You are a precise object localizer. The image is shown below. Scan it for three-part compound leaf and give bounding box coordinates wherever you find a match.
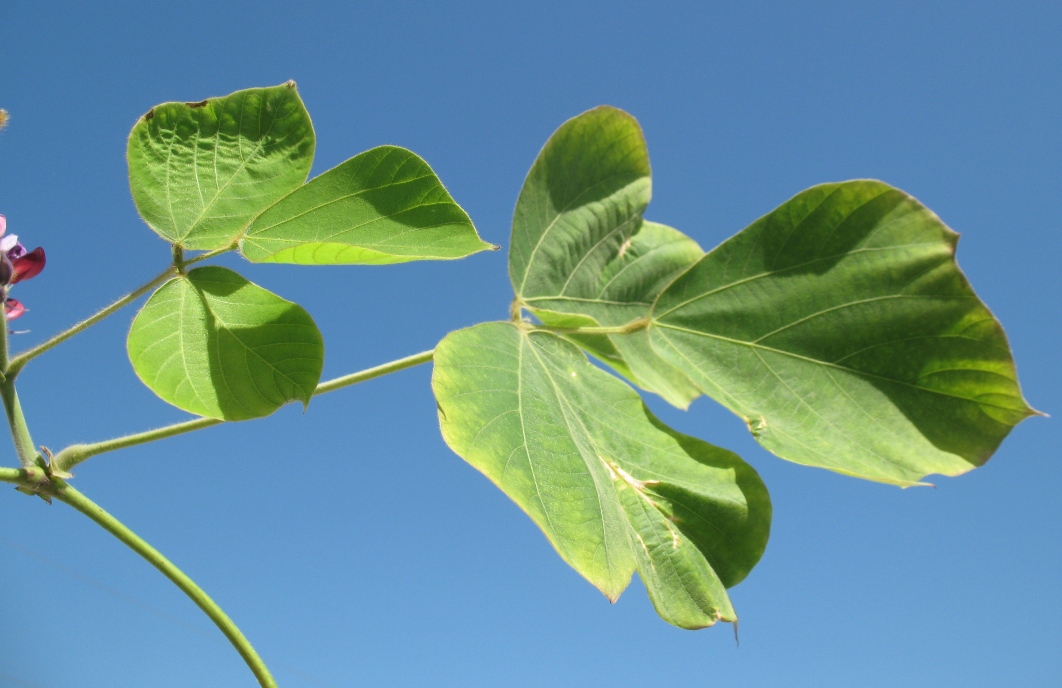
[128,266,324,421]
[650,180,1037,485]
[432,322,771,629]
[128,83,315,251]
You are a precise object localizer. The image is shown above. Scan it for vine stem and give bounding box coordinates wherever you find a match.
[0,470,278,688]
[7,266,178,377]
[0,308,44,476]
[52,349,436,473]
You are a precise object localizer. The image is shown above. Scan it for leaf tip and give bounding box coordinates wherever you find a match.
[744,415,768,438]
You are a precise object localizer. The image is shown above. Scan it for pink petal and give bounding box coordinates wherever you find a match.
[0,215,5,238]
[10,247,45,284]
[5,298,24,321]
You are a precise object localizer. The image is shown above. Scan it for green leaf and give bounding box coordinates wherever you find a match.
[510,106,651,299]
[532,222,705,408]
[432,322,771,629]
[238,146,493,264]
[508,105,701,407]
[650,180,1037,485]
[128,266,324,421]
[128,82,315,251]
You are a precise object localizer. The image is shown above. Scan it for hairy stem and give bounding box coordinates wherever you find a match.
[529,317,649,336]
[7,266,177,376]
[183,244,236,267]
[314,348,435,395]
[53,417,223,472]
[0,382,41,472]
[52,349,436,473]
[0,321,43,475]
[0,472,278,688]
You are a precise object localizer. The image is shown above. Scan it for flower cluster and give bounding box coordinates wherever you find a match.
[0,215,45,321]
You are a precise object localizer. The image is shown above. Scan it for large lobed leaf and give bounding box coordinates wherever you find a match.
[128,83,315,251]
[509,106,701,408]
[128,266,324,421]
[650,180,1037,485]
[433,322,771,629]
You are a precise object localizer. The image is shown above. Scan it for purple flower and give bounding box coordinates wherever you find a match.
[0,215,46,322]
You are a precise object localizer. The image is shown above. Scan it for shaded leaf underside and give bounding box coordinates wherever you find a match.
[433,322,771,628]
[508,106,701,407]
[651,180,1036,485]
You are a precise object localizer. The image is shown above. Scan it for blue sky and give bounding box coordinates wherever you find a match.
[0,2,1059,686]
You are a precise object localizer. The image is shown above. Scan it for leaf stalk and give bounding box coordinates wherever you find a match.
[6,266,178,377]
[530,317,649,336]
[51,348,437,473]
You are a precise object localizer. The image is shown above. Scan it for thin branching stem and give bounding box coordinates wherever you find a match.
[0,470,278,688]
[52,349,436,473]
[7,266,178,376]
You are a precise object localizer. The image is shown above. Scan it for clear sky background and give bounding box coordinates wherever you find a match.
[0,2,1058,686]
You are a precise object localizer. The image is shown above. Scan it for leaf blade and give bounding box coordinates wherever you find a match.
[507,105,702,406]
[432,322,770,625]
[651,180,1036,484]
[529,221,705,407]
[128,83,315,250]
[510,106,651,300]
[239,146,492,264]
[128,266,324,421]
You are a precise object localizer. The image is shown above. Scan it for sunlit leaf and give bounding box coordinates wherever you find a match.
[432,322,771,628]
[127,266,324,421]
[650,180,1037,485]
[238,146,493,264]
[128,82,314,250]
[509,106,701,407]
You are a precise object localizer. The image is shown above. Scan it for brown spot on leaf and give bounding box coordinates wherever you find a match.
[186,99,208,108]
[144,109,155,121]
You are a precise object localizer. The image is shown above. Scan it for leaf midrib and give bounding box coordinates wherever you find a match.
[523,333,627,591]
[653,322,1023,413]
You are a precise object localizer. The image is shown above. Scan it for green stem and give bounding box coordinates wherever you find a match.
[314,348,435,395]
[0,317,43,475]
[52,349,436,473]
[0,382,41,472]
[529,317,649,336]
[7,266,177,377]
[184,244,237,268]
[0,466,34,485]
[53,417,223,473]
[1,474,277,688]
